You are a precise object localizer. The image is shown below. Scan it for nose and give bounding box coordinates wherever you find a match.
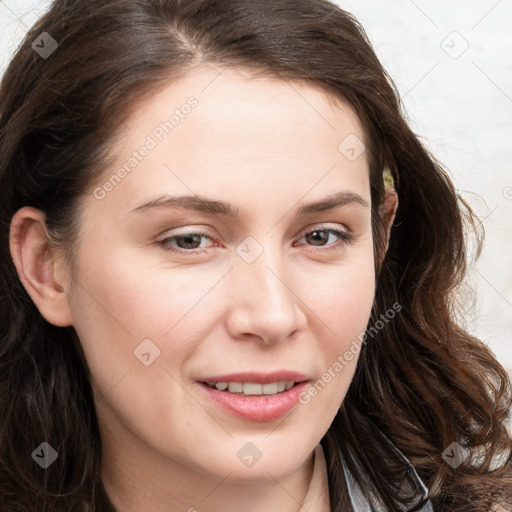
[224,245,308,345]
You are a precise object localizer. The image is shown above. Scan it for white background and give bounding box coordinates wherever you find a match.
[1,0,510,373]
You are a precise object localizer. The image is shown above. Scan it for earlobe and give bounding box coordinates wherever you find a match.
[9,206,74,327]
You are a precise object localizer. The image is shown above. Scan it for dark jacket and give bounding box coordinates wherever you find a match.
[340,420,435,511]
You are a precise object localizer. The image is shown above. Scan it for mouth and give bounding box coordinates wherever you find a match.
[201,380,301,395]
[196,372,310,422]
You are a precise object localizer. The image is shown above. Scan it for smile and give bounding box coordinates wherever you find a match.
[203,380,296,395]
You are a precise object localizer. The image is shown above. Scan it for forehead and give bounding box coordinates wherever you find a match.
[88,65,370,218]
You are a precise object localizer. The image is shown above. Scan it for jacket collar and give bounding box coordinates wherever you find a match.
[339,418,434,511]
[302,419,435,511]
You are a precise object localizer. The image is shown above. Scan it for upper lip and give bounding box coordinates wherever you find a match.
[198,371,309,385]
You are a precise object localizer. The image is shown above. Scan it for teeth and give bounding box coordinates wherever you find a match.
[243,382,262,395]
[228,382,243,393]
[262,382,278,394]
[211,381,296,395]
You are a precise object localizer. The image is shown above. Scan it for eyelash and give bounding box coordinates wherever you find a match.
[156,225,353,255]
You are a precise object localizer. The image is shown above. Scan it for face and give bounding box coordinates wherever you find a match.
[65,65,376,483]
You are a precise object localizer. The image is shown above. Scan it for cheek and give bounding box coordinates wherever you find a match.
[66,241,230,395]
[299,243,375,392]
[69,241,198,335]
[300,242,376,343]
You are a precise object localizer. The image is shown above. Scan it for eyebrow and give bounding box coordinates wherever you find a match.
[130,190,368,217]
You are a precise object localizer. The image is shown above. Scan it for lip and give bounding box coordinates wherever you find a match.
[196,371,310,422]
[197,371,309,385]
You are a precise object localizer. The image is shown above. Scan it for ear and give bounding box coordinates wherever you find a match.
[9,206,74,327]
[380,188,399,254]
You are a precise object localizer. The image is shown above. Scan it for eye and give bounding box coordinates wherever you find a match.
[157,225,353,256]
[295,225,353,251]
[157,230,215,254]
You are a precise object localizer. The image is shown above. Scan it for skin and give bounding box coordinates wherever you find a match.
[10,65,397,512]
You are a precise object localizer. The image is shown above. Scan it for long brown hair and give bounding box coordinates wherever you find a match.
[1,1,511,510]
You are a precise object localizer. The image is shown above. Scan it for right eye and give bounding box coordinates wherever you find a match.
[157,230,218,254]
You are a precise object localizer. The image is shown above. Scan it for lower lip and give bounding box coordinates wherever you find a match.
[198,381,309,422]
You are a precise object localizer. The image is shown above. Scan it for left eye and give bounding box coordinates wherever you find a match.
[296,227,352,248]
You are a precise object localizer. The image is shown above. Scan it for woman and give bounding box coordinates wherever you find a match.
[0,0,511,510]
